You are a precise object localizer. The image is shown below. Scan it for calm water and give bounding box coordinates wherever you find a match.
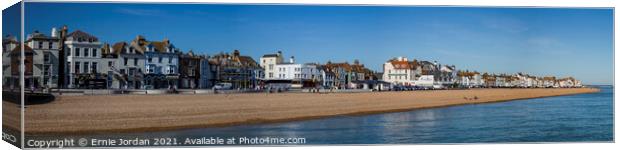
[30,86,614,146]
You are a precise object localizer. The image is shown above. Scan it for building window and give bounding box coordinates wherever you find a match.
[43,53,51,63]
[84,48,89,57]
[148,57,152,63]
[75,48,80,57]
[91,62,98,73]
[134,58,138,66]
[159,56,162,63]
[124,58,128,66]
[269,73,273,78]
[108,61,113,67]
[83,62,89,74]
[48,42,53,49]
[146,65,154,73]
[75,62,80,74]
[38,42,43,49]
[43,65,50,76]
[92,48,97,57]
[168,57,172,63]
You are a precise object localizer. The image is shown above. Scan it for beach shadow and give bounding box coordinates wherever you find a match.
[2,91,56,105]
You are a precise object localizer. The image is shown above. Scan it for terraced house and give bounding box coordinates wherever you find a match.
[208,50,263,89]
[25,30,61,89]
[8,45,34,90]
[179,50,206,89]
[110,41,146,89]
[63,30,104,89]
[321,61,351,89]
[131,36,179,89]
[321,60,374,89]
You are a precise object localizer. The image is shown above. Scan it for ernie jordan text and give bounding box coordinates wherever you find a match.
[91,138,151,146]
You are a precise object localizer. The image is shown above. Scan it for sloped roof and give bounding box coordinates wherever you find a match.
[67,30,98,41]
[238,56,259,67]
[323,62,352,72]
[10,45,34,55]
[209,50,259,68]
[148,41,172,53]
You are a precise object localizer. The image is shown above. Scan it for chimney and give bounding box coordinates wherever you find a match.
[233,50,240,57]
[163,38,170,45]
[290,56,295,63]
[51,27,58,38]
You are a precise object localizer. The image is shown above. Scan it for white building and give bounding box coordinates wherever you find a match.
[274,56,322,88]
[458,71,483,88]
[26,30,61,88]
[438,65,457,86]
[259,51,283,80]
[415,75,435,87]
[63,30,104,88]
[382,57,420,86]
[320,67,336,88]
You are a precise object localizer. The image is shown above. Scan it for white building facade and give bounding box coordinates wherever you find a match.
[26,30,61,88]
[63,30,104,88]
[259,51,283,80]
[382,57,420,86]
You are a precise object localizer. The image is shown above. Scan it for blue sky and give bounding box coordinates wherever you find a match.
[8,2,615,85]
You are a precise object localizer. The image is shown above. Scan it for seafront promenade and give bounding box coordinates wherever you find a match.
[2,88,599,135]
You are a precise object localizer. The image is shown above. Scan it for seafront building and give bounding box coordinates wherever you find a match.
[457,71,483,88]
[318,65,336,88]
[209,50,263,89]
[321,60,375,89]
[110,41,145,89]
[63,30,105,89]
[273,57,322,88]
[178,50,203,89]
[382,56,420,86]
[25,30,61,89]
[259,51,284,80]
[382,56,458,88]
[261,51,340,89]
[7,45,34,90]
[2,35,19,89]
[198,55,214,89]
[99,43,122,89]
[133,36,180,89]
